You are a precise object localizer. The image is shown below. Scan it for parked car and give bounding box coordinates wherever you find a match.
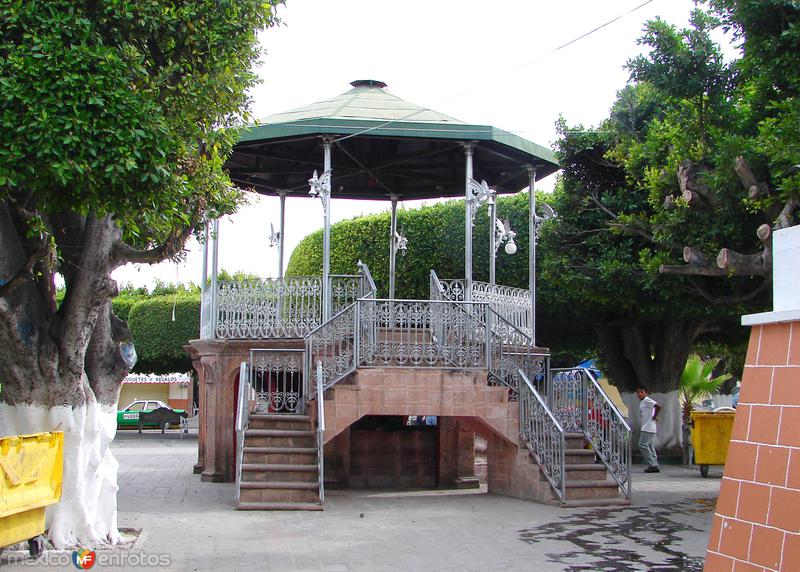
[117,400,185,428]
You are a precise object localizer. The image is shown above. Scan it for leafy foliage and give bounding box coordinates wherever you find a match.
[0,1,280,245]
[679,354,732,423]
[126,293,200,374]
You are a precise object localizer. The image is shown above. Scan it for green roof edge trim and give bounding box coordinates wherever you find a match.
[238,118,558,167]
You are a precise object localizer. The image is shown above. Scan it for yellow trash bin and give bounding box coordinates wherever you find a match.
[691,411,735,477]
[0,432,64,555]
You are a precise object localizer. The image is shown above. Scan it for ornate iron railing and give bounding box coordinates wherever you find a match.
[486,308,545,400]
[429,271,532,336]
[358,299,488,369]
[330,274,362,314]
[206,264,375,340]
[306,302,358,392]
[550,367,632,499]
[430,273,467,302]
[216,276,323,339]
[519,369,566,503]
[470,281,531,335]
[249,349,307,414]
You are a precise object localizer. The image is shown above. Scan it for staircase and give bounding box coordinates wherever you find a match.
[236,414,323,511]
[559,432,630,507]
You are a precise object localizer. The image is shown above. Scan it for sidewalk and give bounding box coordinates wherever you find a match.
[2,431,721,571]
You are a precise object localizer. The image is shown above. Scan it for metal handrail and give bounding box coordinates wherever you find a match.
[550,367,632,500]
[518,369,566,503]
[235,361,250,505]
[358,260,377,299]
[305,300,359,393]
[486,307,535,398]
[316,360,325,505]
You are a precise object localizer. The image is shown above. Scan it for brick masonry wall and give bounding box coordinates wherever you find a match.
[705,321,800,571]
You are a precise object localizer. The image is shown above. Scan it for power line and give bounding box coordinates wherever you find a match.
[334,0,657,144]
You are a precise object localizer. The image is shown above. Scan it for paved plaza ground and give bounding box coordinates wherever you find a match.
[2,430,722,571]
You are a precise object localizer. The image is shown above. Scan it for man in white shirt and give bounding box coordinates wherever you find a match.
[636,387,662,473]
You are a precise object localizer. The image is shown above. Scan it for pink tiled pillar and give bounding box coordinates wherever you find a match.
[704,320,800,571]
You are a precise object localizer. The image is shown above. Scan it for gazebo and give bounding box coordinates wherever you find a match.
[187,80,632,510]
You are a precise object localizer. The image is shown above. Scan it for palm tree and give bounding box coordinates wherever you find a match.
[680,354,733,425]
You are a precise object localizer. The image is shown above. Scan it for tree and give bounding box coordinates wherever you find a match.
[539,8,772,449]
[652,2,800,278]
[0,1,280,548]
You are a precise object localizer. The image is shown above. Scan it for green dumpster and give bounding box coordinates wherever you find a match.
[0,432,64,556]
[691,410,735,477]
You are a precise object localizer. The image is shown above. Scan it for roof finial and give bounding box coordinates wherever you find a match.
[350,79,387,89]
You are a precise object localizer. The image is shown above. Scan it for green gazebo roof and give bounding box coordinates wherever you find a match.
[227,80,559,201]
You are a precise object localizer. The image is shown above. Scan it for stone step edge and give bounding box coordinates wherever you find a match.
[565,464,611,471]
[239,481,319,490]
[245,429,314,437]
[564,480,620,489]
[241,463,318,472]
[243,447,317,455]
[553,498,631,508]
[236,501,323,511]
[249,414,311,422]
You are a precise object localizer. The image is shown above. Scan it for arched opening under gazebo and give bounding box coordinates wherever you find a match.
[187,80,632,510]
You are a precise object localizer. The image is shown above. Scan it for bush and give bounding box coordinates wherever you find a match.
[127,293,200,374]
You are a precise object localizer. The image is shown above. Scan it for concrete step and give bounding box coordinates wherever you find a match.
[240,464,318,483]
[564,449,597,464]
[564,432,586,449]
[244,429,315,448]
[242,447,317,465]
[556,498,631,508]
[248,415,312,431]
[238,487,320,503]
[240,480,319,490]
[564,464,609,481]
[236,501,323,511]
[564,479,621,501]
[245,429,314,438]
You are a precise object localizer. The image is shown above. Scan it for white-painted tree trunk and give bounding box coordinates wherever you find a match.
[0,384,121,549]
[621,389,682,451]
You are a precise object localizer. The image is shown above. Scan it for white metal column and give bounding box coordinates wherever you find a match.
[464,143,475,300]
[210,219,220,339]
[527,166,537,346]
[322,139,332,321]
[389,194,398,299]
[278,190,287,279]
[200,221,209,336]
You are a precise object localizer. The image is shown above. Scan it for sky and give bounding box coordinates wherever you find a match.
[111,0,703,289]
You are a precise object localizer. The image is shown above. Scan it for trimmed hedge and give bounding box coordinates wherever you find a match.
[126,294,200,374]
[287,194,532,299]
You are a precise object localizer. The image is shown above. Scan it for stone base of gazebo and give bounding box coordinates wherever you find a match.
[186,338,304,482]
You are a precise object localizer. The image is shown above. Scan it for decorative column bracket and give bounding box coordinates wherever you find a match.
[532,203,557,239]
[393,230,408,254]
[308,169,332,216]
[467,178,494,225]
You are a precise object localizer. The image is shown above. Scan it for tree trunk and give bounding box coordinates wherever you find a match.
[0,202,131,548]
[621,389,682,451]
[595,318,712,452]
